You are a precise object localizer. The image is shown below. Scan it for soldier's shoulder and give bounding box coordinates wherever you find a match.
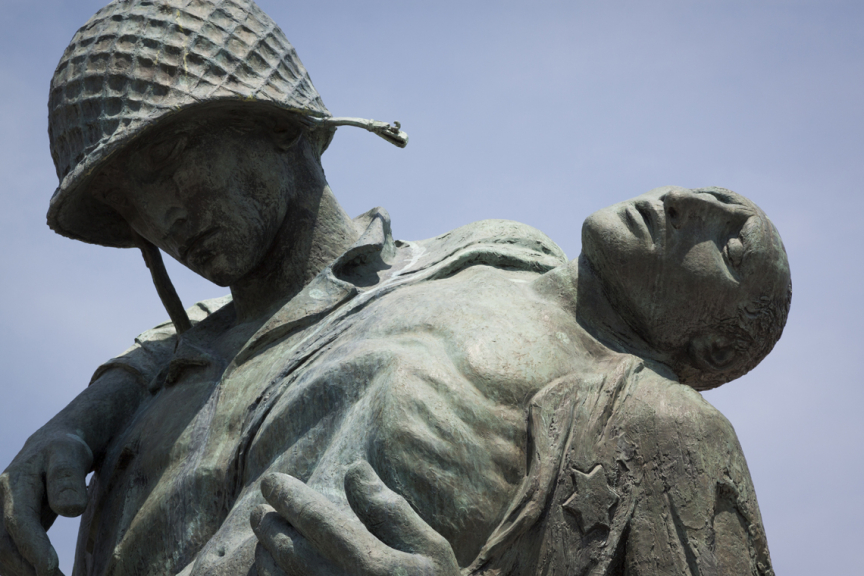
[135,294,233,343]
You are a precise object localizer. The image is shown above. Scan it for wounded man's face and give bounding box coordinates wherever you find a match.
[581,186,790,361]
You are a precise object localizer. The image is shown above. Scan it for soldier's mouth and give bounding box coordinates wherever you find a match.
[180,227,218,262]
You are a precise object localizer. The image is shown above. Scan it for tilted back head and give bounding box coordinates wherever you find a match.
[46,0,333,248]
[675,190,793,390]
[581,185,792,390]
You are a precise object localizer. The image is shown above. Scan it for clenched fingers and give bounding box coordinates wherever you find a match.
[251,505,339,576]
[0,521,37,576]
[260,473,429,576]
[46,436,92,517]
[0,473,59,576]
[254,541,286,576]
[344,461,449,557]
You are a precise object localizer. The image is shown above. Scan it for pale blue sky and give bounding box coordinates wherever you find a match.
[1,1,862,573]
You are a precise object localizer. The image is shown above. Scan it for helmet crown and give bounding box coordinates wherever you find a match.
[47,0,330,247]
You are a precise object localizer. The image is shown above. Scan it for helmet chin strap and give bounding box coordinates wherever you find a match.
[133,234,192,335]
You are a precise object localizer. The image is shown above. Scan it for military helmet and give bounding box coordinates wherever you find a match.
[46,0,406,248]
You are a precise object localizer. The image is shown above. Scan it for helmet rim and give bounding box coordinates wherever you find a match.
[46,0,330,248]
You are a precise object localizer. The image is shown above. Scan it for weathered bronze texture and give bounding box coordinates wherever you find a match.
[0,1,791,575]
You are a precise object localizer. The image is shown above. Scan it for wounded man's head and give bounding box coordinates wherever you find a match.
[582,185,792,390]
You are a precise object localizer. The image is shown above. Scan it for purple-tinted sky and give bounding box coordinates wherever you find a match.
[1,1,862,573]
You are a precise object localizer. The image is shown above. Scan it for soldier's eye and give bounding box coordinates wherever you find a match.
[725,237,744,267]
[148,136,187,167]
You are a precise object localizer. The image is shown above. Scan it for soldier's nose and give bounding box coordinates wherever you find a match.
[158,207,190,242]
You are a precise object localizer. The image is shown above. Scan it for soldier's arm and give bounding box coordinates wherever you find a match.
[0,367,151,576]
[0,296,230,575]
[0,325,177,575]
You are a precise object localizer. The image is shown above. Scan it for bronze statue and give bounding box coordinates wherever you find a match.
[0,1,790,575]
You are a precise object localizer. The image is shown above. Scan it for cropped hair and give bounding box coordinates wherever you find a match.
[678,280,793,391]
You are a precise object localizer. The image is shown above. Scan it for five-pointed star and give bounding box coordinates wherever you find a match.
[561,464,619,533]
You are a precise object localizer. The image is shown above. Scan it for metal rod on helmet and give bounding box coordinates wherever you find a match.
[134,235,192,335]
[311,117,409,148]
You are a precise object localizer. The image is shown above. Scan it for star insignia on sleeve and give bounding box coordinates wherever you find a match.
[561,464,618,533]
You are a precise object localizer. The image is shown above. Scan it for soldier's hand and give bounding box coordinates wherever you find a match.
[251,462,461,576]
[0,428,93,576]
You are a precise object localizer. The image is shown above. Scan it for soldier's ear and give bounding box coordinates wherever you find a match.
[272,119,304,152]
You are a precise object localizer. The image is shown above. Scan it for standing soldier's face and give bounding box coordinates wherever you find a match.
[91,115,298,286]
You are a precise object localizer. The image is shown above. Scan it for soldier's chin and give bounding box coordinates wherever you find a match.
[189,255,243,287]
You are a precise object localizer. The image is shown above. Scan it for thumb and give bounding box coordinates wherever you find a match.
[0,525,38,576]
[344,461,448,557]
[46,434,93,518]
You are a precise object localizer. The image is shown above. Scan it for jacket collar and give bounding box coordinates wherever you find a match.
[233,207,395,366]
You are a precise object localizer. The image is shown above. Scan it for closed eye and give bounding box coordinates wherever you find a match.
[148,135,188,168]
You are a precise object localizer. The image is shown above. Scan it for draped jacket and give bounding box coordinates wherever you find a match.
[74,209,773,576]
